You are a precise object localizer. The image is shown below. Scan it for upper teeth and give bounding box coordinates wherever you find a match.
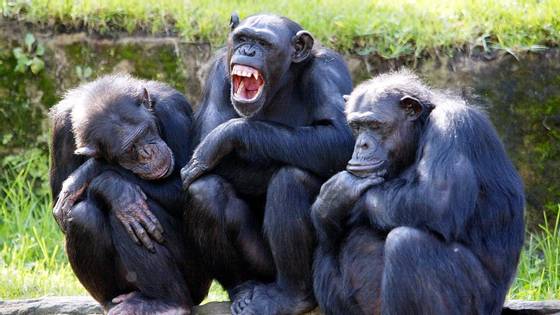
[232,65,260,80]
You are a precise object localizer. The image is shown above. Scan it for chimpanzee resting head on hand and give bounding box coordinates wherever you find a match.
[69,82,175,180]
[50,74,209,315]
[312,70,525,315]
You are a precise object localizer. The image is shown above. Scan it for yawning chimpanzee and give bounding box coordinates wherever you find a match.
[180,13,354,315]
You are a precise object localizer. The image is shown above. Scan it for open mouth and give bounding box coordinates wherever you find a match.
[231,64,265,102]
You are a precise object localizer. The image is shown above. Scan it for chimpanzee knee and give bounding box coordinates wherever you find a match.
[186,174,261,289]
[187,175,227,222]
[66,199,111,247]
[384,226,425,263]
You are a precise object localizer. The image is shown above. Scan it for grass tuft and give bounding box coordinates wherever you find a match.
[509,205,560,300]
[2,0,560,57]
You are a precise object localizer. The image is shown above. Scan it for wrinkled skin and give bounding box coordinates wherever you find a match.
[181,13,354,315]
[54,88,174,246]
[50,74,210,315]
[311,70,525,315]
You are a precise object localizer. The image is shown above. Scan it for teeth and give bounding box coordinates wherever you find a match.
[232,65,260,79]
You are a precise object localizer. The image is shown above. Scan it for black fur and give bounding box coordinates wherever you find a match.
[312,70,525,315]
[181,14,354,315]
[49,74,211,314]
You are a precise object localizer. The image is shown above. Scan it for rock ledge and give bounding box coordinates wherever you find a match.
[1,297,559,315]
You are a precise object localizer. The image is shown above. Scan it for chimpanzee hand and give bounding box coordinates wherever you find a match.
[181,118,243,190]
[111,182,165,253]
[53,175,89,233]
[313,170,384,221]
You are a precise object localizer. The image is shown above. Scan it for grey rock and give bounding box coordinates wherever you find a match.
[503,300,560,315]
[1,297,558,315]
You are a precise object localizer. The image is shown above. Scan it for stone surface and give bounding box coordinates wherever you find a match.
[503,300,560,315]
[0,297,102,315]
[1,297,559,315]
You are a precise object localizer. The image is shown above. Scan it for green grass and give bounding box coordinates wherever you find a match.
[0,150,228,302]
[0,150,558,301]
[2,0,560,58]
[509,205,560,299]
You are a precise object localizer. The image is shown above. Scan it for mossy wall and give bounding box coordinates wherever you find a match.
[0,22,558,228]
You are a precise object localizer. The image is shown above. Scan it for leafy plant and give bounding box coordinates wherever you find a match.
[12,33,45,75]
[75,65,93,82]
[1,0,30,18]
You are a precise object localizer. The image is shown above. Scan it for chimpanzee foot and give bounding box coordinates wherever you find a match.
[239,283,316,315]
[230,280,259,315]
[107,291,190,315]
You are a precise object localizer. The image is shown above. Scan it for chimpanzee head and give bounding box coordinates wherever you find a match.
[70,75,174,180]
[227,13,314,117]
[344,70,434,179]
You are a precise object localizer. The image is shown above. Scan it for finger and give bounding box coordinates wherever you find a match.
[112,292,136,304]
[143,208,165,237]
[182,171,199,191]
[180,165,190,182]
[124,222,140,245]
[131,221,155,253]
[356,176,384,192]
[52,209,67,233]
[140,212,164,244]
[138,188,147,200]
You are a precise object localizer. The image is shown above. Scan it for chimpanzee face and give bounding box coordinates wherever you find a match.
[227,14,314,117]
[73,88,175,180]
[345,89,428,179]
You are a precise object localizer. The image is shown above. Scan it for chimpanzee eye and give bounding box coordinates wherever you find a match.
[257,39,269,47]
[238,35,248,43]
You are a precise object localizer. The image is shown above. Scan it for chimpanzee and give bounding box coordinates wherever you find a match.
[180,13,354,315]
[50,74,211,315]
[311,70,525,315]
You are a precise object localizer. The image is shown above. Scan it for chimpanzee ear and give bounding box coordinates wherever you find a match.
[292,30,314,63]
[399,95,423,119]
[141,87,154,111]
[230,12,240,31]
[74,146,98,157]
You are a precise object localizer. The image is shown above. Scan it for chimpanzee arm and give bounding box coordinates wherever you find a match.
[363,153,478,241]
[88,170,164,252]
[110,169,184,217]
[58,161,183,215]
[183,79,353,188]
[311,171,382,251]
[49,106,87,199]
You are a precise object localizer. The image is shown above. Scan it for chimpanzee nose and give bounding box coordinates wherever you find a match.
[139,146,152,161]
[241,45,256,57]
[358,140,369,150]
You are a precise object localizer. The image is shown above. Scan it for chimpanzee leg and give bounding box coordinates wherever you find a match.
[382,227,494,315]
[66,174,199,314]
[65,198,126,309]
[314,226,385,315]
[241,166,321,315]
[185,174,274,290]
[107,199,195,315]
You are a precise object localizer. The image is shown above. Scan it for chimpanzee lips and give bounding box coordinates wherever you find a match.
[231,64,265,102]
[347,160,387,178]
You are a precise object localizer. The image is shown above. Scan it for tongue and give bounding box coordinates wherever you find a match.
[243,76,260,91]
